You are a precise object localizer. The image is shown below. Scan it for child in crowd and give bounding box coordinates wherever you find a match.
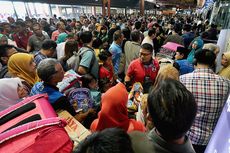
[98,51,115,92]
[81,74,101,111]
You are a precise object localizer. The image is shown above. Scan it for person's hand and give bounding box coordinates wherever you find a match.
[88,108,96,115]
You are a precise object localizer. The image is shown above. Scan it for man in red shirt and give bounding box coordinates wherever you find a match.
[12,21,33,50]
[125,43,159,93]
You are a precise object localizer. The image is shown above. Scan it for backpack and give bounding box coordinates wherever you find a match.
[67,88,94,113]
[67,47,95,72]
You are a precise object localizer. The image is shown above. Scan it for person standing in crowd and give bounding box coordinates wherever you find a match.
[174,46,194,75]
[0,44,17,78]
[77,31,99,79]
[182,24,195,49]
[124,31,141,73]
[12,21,33,50]
[130,79,197,153]
[27,23,50,54]
[34,39,57,66]
[141,29,156,48]
[109,30,124,76]
[90,82,146,132]
[218,51,230,80]
[163,23,184,45]
[125,43,159,93]
[51,20,68,41]
[180,49,230,153]
[8,53,39,89]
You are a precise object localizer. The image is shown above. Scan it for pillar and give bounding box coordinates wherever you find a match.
[107,0,111,17]
[140,0,144,16]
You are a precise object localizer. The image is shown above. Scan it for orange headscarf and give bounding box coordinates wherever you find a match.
[90,83,145,132]
[8,53,39,86]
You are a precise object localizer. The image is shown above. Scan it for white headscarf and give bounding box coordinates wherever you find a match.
[0,77,22,112]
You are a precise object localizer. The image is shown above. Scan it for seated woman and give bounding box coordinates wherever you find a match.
[8,53,40,90]
[218,52,230,79]
[0,77,29,111]
[90,82,146,133]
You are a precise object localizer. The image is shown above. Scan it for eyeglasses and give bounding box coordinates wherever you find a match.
[139,52,152,57]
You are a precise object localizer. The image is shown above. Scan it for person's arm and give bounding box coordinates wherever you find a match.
[54,96,77,116]
[77,66,88,75]
[27,44,32,52]
[77,51,93,74]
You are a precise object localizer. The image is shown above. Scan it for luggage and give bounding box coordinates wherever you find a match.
[0,117,73,153]
[0,94,57,133]
[58,110,91,148]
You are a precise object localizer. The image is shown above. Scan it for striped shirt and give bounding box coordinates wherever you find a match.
[180,68,230,145]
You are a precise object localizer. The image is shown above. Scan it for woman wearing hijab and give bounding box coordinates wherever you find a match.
[187,38,204,64]
[0,77,28,111]
[56,33,68,44]
[219,52,230,79]
[90,82,146,133]
[8,53,39,89]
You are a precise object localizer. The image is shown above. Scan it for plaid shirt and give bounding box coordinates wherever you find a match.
[180,68,230,145]
[34,51,47,66]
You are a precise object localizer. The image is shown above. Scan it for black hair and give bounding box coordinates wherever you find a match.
[122,28,131,40]
[194,49,216,67]
[148,28,156,37]
[148,79,197,140]
[113,30,122,41]
[0,44,14,58]
[98,51,112,62]
[42,39,57,50]
[183,24,191,32]
[74,128,134,153]
[130,31,140,42]
[141,43,153,53]
[176,46,188,59]
[79,31,93,44]
[81,74,96,89]
[92,38,103,49]
[134,21,141,30]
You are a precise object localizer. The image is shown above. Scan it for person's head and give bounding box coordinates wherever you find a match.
[221,52,230,68]
[92,37,103,49]
[0,77,28,111]
[0,44,17,65]
[0,34,8,45]
[139,43,153,64]
[148,79,197,140]
[99,51,112,66]
[8,53,38,86]
[100,26,107,34]
[131,31,141,43]
[79,31,93,44]
[75,21,82,31]
[153,64,179,88]
[147,28,156,39]
[64,40,78,60]
[175,46,188,60]
[32,23,43,37]
[57,21,65,30]
[203,43,220,56]
[192,40,203,50]
[182,24,191,33]
[74,128,134,153]
[2,22,11,33]
[81,74,98,90]
[14,21,27,32]
[113,30,124,45]
[194,49,216,67]
[37,58,64,85]
[41,39,57,57]
[122,28,131,40]
[173,24,181,34]
[134,21,141,30]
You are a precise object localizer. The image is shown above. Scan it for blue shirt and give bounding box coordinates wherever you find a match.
[109,42,122,74]
[175,59,194,75]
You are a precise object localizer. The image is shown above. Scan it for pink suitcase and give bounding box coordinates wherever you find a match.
[0,94,57,133]
[0,117,73,153]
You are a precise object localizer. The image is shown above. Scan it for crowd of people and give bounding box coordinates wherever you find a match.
[0,13,230,153]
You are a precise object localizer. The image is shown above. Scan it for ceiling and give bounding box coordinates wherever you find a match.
[5,0,196,9]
